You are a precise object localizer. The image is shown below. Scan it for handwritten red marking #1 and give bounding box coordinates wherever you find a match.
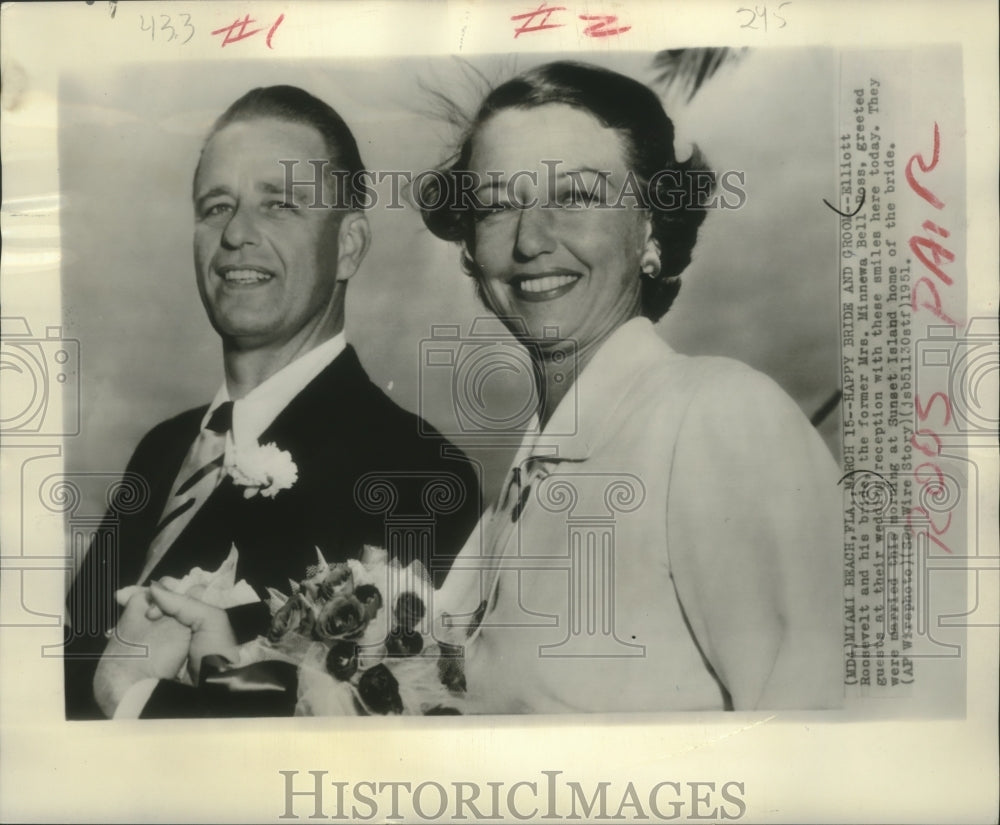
[211,13,285,49]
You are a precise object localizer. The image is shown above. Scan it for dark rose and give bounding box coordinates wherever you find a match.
[394,592,425,632]
[358,664,403,715]
[325,640,359,681]
[314,595,366,641]
[268,594,312,642]
[354,584,383,622]
[385,627,424,657]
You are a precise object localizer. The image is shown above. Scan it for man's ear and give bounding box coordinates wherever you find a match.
[335,212,371,282]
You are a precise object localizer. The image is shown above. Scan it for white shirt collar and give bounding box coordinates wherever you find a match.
[201,333,347,451]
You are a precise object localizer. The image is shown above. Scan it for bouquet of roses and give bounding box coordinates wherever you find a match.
[230,546,467,716]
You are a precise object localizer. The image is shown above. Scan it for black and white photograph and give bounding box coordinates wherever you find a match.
[1,1,996,822]
[58,48,847,720]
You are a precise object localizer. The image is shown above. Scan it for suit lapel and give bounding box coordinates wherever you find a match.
[124,409,204,587]
[258,345,372,450]
[141,348,372,584]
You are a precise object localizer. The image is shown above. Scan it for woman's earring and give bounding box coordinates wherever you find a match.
[640,237,661,279]
[640,251,661,279]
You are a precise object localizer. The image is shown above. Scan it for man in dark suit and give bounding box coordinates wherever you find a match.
[64,86,480,718]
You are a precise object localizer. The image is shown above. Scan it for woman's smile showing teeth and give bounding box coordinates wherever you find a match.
[512,271,581,301]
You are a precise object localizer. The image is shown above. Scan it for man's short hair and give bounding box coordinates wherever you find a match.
[194,85,368,209]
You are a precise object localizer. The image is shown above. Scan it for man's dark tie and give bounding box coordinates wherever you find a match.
[138,401,234,584]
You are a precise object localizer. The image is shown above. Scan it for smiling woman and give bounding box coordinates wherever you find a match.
[421,61,844,713]
[467,105,648,368]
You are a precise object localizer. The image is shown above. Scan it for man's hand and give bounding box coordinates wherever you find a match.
[93,588,192,718]
[147,582,239,683]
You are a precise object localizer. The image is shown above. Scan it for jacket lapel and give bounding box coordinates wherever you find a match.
[124,409,204,586]
[141,348,371,584]
[258,345,371,450]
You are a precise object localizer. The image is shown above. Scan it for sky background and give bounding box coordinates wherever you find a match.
[60,49,840,505]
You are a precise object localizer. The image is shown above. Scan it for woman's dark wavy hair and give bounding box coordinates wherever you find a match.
[418,61,711,321]
[194,85,368,210]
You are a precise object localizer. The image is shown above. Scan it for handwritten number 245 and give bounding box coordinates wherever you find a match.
[737,2,791,31]
[139,14,195,44]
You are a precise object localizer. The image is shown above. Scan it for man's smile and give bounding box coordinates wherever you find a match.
[215,264,276,286]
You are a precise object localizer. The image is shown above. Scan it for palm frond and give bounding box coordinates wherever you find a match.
[651,48,747,103]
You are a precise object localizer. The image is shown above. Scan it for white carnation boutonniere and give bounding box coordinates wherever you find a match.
[225,442,298,499]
